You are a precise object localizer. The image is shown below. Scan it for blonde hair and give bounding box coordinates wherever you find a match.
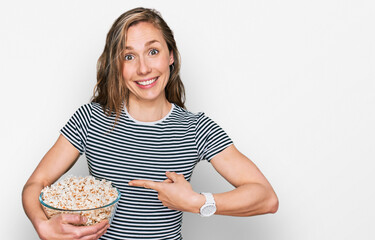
[92,7,185,122]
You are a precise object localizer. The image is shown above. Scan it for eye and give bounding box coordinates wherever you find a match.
[124,54,134,61]
[149,49,159,56]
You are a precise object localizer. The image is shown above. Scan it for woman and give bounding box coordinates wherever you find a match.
[22,7,278,240]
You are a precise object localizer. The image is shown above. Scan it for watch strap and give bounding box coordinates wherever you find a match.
[201,192,215,205]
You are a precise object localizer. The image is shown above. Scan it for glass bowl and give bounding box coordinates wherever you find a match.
[39,188,121,226]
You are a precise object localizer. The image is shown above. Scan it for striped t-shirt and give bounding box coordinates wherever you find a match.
[60,102,233,240]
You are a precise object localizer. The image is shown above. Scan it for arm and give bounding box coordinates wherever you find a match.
[207,144,278,216]
[129,144,278,217]
[22,134,109,240]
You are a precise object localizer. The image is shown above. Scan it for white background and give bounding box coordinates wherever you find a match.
[1,0,374,239]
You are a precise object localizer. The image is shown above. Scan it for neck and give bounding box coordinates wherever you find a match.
[126,96,171,122]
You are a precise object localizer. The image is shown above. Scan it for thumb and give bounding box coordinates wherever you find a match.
[165,171,181,182]
[163,178,173,183]
[60,214,87,225]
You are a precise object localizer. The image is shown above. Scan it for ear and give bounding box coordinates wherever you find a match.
[169,50,174,65]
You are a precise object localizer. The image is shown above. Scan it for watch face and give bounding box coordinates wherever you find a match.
[201,204,216,217]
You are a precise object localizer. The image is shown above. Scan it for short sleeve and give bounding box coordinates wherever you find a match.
[195,113,233,161]
[60,104,92,155]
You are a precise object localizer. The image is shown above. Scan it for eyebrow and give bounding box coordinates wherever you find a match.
[125,40,160,50]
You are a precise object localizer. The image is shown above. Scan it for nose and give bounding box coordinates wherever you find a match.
[137,56,151,75]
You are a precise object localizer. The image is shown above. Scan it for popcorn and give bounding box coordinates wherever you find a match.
[40,176,119,225]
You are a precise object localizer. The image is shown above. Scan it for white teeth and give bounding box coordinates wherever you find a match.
[137,78,157,86]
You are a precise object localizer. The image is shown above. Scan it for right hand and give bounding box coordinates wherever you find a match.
[36,214,109,240]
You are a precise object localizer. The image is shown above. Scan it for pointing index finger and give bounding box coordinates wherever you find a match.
[129,180,163,191]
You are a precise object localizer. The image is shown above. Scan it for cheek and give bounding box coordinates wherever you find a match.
[122,66,132,84]
[153,55,171,72]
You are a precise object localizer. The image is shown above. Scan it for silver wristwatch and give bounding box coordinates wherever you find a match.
[199,192,216,217]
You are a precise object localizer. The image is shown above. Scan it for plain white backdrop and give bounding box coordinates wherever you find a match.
[1,0,374,239]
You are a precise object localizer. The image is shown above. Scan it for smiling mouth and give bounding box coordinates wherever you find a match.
[136,77,158,86]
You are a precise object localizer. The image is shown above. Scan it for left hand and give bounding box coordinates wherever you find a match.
[129,171,204,213]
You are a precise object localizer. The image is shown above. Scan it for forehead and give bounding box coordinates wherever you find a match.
[125,22,166,47]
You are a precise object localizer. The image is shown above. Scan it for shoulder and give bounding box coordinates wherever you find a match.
[169,104,206,124]
[69,103,93,119]
[77,102,93,112]
[168,105,219,134]
[70,102,109,122]
[78,102,110,117]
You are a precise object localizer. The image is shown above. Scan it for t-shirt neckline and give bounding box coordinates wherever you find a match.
[124,103,175,125]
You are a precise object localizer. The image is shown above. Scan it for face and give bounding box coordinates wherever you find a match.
[122,21,174,104]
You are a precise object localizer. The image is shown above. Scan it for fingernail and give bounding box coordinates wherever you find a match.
[128,182,133,186]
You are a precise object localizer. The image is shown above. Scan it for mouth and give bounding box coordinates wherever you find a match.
[136,77,158,86]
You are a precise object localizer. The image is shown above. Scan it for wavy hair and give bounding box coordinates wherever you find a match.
[92,7,185,123]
